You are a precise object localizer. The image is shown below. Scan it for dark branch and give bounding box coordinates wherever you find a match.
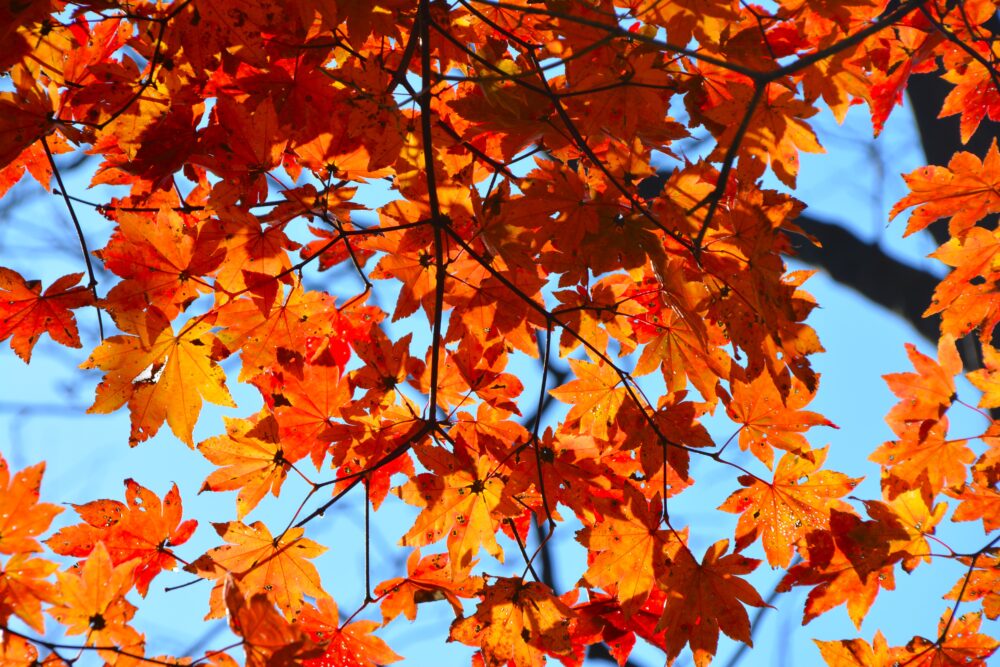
[789,215,940,345]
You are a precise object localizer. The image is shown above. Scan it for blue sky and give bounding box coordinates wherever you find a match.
[0,90,996,667]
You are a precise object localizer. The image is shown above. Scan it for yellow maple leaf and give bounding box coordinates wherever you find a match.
[82,308,235,446]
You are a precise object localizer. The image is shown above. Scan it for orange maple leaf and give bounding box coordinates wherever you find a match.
[186,520,326,620]
[945,554,1000,621]
[0,268,93,362]
[778,519,897,629]
[265,362,350,466]
[549,358,627,441]
[861,489,946,573]
[882,336,961,432]
[197,412,290,519]
[0,633,40,667]
[898,611,998,666]
[299,594,402,667]
[658,540,768,667]
[925,226,1000,341]
[966,343,1000,409]
[45,479,197,596]
[450,577,575,667]
[0,453,61,554]
[216,277,340,383]
[506,428,614,524]
[0,88,55,169]
[95,208,223,319]
[722,371,836,469]
[719,446,861,567]
[890,139,1000,237]
[815,630,900,666]
[396,445,520,578]
[703,81,824,188]
[946,472,1000,533]
[577,485,681,617]
[373,549,481,625]
[869,419,974,497]
[46,542,143,660]
[222,575,325,667]
[939,44,1000,144]
[349,328,412,408]
[369,226,439,322]
[0,553,58,633]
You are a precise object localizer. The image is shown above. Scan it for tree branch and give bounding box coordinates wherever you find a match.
[789,214,940,345]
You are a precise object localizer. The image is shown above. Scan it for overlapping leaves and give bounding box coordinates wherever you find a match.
[0,1,999,666]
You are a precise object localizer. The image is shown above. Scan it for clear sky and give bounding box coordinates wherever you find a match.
[0,91,995,667]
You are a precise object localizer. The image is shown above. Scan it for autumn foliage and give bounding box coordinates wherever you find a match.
[2,0,1000,665]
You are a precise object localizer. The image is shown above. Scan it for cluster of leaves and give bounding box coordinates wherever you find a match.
[1,0,999,665]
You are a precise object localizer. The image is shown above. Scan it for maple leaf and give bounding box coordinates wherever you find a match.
[861,489,946,572]
[95,208,223,319]
[299,594,402,667]
[620,398,714,497]
[869,419,974,497]
[658,540,768,667]
[0,87,55,169]
[46,542,144,659]
[195,98,287,205]
[702,80,824,188]
[186,520,326,620]
[577,485,681,617]
[216,277,340,383]
[450,577,575,667]
[265,362,351,466]
[945,554,1000,621]
[924,226,1000,341]
[722,371,836,469]
[222,575,325,667]
[889,139,1000,237]
[549,358,627,441]
[939,44,1000,144]
[626,269,729,401]
[207,210,300,292]
[0,453,61,554]
[0,632,39,667]
[405,347,474,414]
[445,266,547,358]
[556,277,633,359]
[198,412,290,519]
[778,523,897,629]
[815,630,900,667]
[504,161,603,253]
[965,343,1000,409]
[82,308,236,446]
[373,549,482,625]
[0,268,93,362]
[882,336,961,433]
[0,553,58,633]
[396,445,520,578]
[570,589,668,667]
[369,226,439,322]
[45,479,197,596]
[947,476,1000,532]
[898,611,998,666]
[326,403,423,509]
[506,428,614,524]
[349,328,413,408]
[719,446,861,567]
